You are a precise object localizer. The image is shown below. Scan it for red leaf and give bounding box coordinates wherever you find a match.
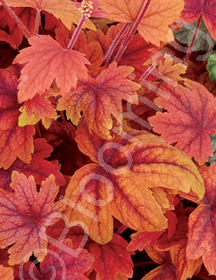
[181,0,216,40]
[0,67,34,169]
[40,120,92,176]
[57,62,140,139]
[186,162,216,275]
[0,171,65,265]
[0,138,65,191]
[127,231,164,252]
[87,233,133,280]
[148,79,216,165]
[14,239,94,280]
[0,7,35,49]
[13,35,90,103]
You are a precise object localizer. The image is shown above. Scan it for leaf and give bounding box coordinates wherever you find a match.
[18,93,58,129]
[40,120,92,176]
[127,231,164,252]
[64,121,204,244]
[14,35,90,103]
[174,19,214,52]
[170,245,203,280]
[141,263,177,280]
[181,0,216,40]
[186,162,216,275]
[148,79,216,165]
[57,62,140,139]
[2,0,96,30]
[208,134,216,165]
[87,233,133,280]
[0,7,35,49]
[13,239,94,280]
[0,265,14,280]
[0,67,34,169]
[101,0,184,46]
[0,138,65,191]
[0,171,65,265]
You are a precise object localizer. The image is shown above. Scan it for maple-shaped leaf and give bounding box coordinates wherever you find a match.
[101,0,184,46]
[13,34,90,103]
[87,233,133,280]
[13,239,94,280]
[0,171,65,265]
[148,79,216,165]
[64,121,204,244]
[0,265,13,280]
[181,0,216,41]
[57,62,140,139]
[186,162,216,275]
[0,138,65,191]
[2,0,96,30]
[0,67,34,169]
[0,7,35,49]
[18,93,58,129]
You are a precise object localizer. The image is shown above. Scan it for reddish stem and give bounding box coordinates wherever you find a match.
[67,14,86,50]
[34,9,41,35]
[113,0,152,63]
[185,15,202,63]
[104,23,130,64]
[0,0,31,39]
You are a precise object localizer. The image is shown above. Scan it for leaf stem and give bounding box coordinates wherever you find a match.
[113,0,152,63]
[104,23,130,64]
[67,14,86,50]
[34,9,41,35]
[185,15,202,63]
[0,0,31,39]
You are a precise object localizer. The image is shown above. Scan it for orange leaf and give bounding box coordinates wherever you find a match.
[170,245,202,280]
[148,79,216,165]
[186,162,216,275]
[0,171,65,265]
[87,233,133,280]
[64,121,204,243]
[2,0,96,30]
[57,62,140,139]
[0,265,13,280]
[0,67,34,169]
[101,0,184,46]
[18,93,58,129]
[181,0,216,40]
[14,35,90,103]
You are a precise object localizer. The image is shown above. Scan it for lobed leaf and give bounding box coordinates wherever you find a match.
[14,35,90,103]
[149,79,216,165]
[64,122,204,244]
[0,171,65,265]
[101,0,184,46]
[57,62,140,139]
